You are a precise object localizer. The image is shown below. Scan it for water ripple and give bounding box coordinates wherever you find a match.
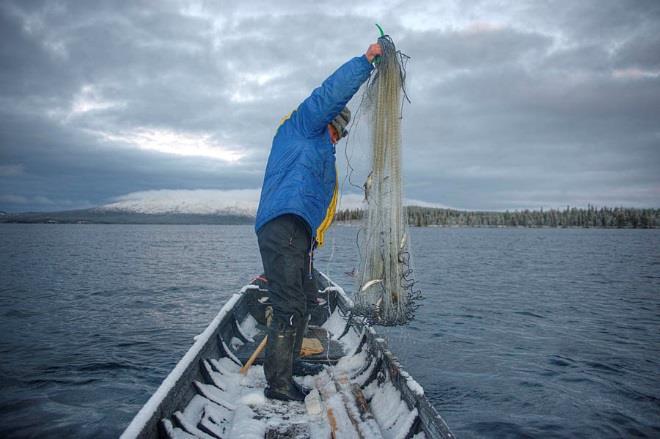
[1,225,659,438]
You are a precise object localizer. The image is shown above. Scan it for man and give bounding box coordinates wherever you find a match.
[255,42,383,401]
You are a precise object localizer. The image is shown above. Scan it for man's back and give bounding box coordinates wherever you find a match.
[255,55,374,245]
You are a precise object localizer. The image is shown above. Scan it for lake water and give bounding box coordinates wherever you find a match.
[0,224,658,438]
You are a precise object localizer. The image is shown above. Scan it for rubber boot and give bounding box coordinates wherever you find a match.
[292,316,325,377]
[263,318,307,402]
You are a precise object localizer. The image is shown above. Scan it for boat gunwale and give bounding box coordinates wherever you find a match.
[357,324,455,439]
[320,270,454,438]
[119,286,253,439]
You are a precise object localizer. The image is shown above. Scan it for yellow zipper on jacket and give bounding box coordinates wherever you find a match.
[315,169,338,247]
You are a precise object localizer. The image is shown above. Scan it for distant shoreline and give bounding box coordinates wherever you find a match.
[2,222,658,229]
[337,206,659,229]
[0,205,657,228]
[335,222,658,230]
[0,210,253,226]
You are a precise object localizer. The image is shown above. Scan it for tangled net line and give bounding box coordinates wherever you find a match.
[352,35,422,326]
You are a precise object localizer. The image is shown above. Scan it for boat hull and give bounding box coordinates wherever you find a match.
[121,272,454,439]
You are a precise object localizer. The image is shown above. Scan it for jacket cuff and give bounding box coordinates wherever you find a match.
[360,53,375,69]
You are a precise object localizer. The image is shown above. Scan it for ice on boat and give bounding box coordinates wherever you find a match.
[164,311,424,438]
[121,276,453,439]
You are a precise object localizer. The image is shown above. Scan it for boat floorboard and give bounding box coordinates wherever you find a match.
[234,326,346,365]
[164,348,364,438]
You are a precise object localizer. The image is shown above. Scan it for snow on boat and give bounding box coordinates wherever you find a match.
[120,272,454,439]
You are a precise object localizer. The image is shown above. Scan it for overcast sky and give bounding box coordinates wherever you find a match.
[1,0,659,213]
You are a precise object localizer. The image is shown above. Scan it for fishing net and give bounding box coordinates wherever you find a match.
[354,35,421,326]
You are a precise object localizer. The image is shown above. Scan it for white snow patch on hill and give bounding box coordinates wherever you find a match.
[336,193,451,210]
[99,189,261,216]
[98,188,449,216]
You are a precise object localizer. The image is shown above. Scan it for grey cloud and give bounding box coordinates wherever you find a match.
[614,32,660,71]
[1,0,658,212]
[553,0,660,43]
[383,14,659,210]
[0,111,262,211]
[401,27,552,74]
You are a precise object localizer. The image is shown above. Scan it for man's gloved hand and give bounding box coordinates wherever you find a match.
[365,42,383,63]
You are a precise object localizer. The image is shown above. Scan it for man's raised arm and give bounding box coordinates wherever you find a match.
[290,43,382,138]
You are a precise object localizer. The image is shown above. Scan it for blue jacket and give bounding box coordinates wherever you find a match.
[255,55,374,245]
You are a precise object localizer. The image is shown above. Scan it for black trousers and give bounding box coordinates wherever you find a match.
[257,214,317,326]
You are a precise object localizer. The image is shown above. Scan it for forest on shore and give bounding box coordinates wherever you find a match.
[335,206,659,228]
[2,205,658,228]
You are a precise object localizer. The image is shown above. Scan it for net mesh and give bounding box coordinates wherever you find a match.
[354,35,420,326]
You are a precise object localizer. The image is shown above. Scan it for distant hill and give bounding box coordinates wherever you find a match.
[0,208,254,225]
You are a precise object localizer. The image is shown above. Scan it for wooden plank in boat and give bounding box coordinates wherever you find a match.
[233,326,345,365]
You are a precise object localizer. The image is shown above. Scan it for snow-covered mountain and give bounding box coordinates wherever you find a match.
[1,188,451,224]
[97,189,448,216]
[98,189,261,217]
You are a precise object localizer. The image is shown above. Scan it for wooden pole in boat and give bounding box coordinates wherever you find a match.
[240,335,268,375]
[240,307,272,375]
[327,408,338,439]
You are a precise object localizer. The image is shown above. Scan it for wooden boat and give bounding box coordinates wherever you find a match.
[120,271,454,439]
